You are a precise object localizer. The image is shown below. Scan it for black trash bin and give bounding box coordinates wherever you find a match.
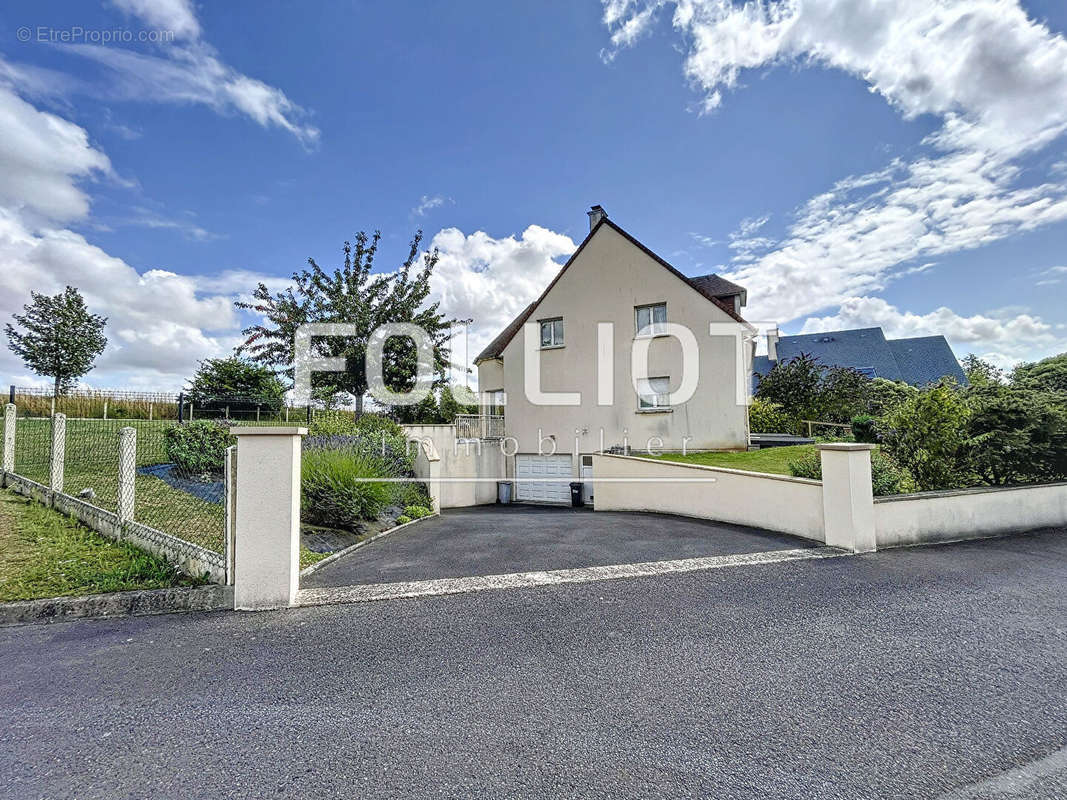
[569,481,584,507]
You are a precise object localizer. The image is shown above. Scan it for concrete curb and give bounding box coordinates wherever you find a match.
[300,513,439,579]
[0,584,235,627]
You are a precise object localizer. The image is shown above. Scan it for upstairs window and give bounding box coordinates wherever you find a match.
[637,376,671,409]
[635,303,667,337]
[540,318,564,348]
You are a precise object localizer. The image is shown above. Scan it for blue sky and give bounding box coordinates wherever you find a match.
[1,0,1066,389]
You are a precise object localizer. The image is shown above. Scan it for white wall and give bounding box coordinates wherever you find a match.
[874,483,1067,548]
[403,424,504,508]
[592,453,825,541]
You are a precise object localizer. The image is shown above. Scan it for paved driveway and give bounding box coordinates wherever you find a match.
[303,504,816,588]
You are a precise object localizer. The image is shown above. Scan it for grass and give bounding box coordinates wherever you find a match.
[639,444,816,476]
[300,549,330,570]
[11,418,226,552]
[0,488,202,603]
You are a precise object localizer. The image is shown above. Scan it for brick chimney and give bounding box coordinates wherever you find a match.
[587,205,607,231]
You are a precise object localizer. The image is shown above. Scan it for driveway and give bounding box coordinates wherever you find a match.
[1,530,1065,799]
[302,504,816,588]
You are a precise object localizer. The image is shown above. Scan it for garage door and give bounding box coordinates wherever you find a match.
[515,455,572,503]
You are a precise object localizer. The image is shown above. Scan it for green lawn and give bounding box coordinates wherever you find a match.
[0,488,202,603]
[11,418,225,552]
[640,444,816,476]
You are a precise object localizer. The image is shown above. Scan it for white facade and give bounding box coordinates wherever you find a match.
[477,214,752,492]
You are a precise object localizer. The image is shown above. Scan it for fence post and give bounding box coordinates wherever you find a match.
[3,403,15,474]
[49,413,66,494]
[7,385,13,404]
[230,426,306,610]
[117,427,136,522]
[818,443,876,553]
[224,445,237,586]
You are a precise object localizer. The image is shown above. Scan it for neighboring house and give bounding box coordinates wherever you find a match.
[752,327,968,389]
[475,206,752,503]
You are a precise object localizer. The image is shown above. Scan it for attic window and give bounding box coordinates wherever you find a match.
[816,336,835,343]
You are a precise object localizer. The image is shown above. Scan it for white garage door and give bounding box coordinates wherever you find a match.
[515,455,572,503]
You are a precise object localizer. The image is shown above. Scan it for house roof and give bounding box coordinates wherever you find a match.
[888,336,968,386]
[751,328,967,388]
[474,217,747,363]
[687,273,747,303]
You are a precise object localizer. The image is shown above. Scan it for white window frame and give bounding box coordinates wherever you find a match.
[635,303,668,337]
[539,317,564,349]
[637,376,672,410]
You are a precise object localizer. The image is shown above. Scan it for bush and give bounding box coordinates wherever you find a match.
[866,378,917,418]
[880,379,970,491]
[403,505,432,519]
[163,420,235,474]
[850,414,879,443]
[748,398,796,434]
[964,386,1067,485]
[395,515,412,525]
[308,410,357,437]
[301,448,391,530]
[787,447,910,496]
[353,413,405,438]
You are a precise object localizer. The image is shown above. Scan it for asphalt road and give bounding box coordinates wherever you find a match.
[2,529,1066,799]
[304,505,815,587]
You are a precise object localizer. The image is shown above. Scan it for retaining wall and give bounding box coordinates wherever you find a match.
[591,453,825,542]
[874,482,1067,548]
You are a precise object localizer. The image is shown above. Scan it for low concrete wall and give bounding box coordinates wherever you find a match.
[592,453,825,541]
[403,424,504,508]
[2,470,226,583]
[874,482,1067,548]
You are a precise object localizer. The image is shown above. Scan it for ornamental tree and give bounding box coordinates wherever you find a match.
[5,286,107,396]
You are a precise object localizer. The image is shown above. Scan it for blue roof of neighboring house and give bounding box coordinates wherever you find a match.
[888,336,968,386]
[752,327,967,391]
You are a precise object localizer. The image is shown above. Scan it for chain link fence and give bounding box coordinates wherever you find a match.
[4,412,226,557]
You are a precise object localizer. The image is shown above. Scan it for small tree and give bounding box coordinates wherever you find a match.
[880,379,971,491]
[236,230,466,414]
[5,286,107,396]
[186,357,286,403]
[960,354,1004,387]
[964,386,1067,485]
[755,354,825,422]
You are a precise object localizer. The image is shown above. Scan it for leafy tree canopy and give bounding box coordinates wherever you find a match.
[960,354,1005,387]
[1011,352,1067,395]
[185,357,286,403]
[236,230,467,413]
[755,353,870,424]
[5,286,107,396]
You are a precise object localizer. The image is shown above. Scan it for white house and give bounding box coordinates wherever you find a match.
[475,206,753,503]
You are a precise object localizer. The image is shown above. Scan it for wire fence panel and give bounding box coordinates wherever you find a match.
[11,387,180,420]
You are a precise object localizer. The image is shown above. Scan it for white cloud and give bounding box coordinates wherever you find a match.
[800,296,1064,366]
[412,194,450,217]
[426,225,577,366]
[109,0,201,40]
[1035,265,1067,286]
[605,0,1067,355]
[3,0,317,146]
[0,85,111,225]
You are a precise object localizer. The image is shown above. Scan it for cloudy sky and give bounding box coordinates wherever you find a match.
[1,0,1066,390]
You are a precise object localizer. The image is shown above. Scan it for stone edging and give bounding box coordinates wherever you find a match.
[299,513,440,578]
[0,584,234,627]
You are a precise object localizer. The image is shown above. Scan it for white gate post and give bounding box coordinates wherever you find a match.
[50,413,66,493]
[118,427,136,522]
[231,426,306,611]
[3,403,15,474]
[818,443,877,553]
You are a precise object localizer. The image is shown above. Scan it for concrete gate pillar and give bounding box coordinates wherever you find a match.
[230,427,306,610]
[818,443,877,553]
